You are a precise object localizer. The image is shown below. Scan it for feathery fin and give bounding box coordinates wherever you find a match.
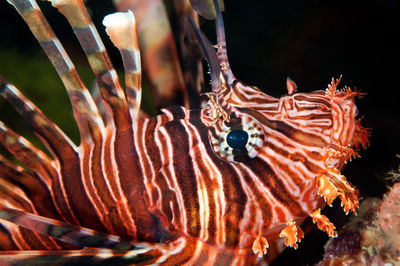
[0,206,144,250]
[8,0,104,144]
[213,0,235,84]
[188,18,221,99]
[49,0,131,126]
[103,11,142,120]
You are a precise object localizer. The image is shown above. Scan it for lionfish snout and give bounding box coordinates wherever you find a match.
[325,77,370,151]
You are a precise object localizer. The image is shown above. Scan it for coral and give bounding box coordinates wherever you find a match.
[317,173,400,265]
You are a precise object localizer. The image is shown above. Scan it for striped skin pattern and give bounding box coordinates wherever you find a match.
[0,0,370,265]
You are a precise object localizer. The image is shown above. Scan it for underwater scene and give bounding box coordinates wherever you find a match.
[0,0,399,265]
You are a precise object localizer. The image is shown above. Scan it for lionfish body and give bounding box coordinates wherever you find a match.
[0,0,369,265]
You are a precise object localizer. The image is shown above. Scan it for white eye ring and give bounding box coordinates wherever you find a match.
[209,115,263,162]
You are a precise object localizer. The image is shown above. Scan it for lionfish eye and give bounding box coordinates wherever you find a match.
[227,130,248,149]
[210,116,263,162]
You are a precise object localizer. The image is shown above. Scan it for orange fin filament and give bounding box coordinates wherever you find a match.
[252,236,269,257]
[317,165,359,215]
[279,219,304,249]
[353,117,371,150]
[310,208,337,237]
[317,174,340,207]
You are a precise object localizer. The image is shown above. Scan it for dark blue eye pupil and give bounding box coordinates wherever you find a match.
[227,130,249,150]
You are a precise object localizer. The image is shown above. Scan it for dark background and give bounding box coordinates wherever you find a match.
[1,0,399,264]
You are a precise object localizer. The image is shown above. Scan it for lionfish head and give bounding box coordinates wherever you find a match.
[195,1,371,250]
[197,1,370,165]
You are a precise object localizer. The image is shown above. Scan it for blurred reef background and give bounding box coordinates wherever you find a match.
[0,0,400,264]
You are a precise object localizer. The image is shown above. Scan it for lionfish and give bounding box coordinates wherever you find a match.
[0,0,370,264]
